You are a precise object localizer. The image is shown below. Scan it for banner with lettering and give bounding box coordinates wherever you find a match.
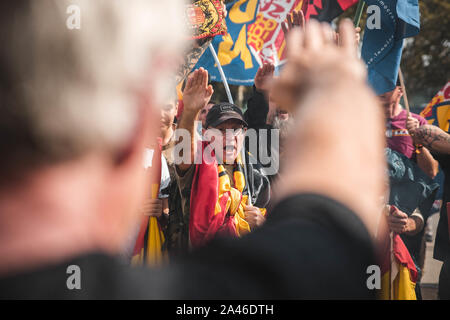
[195,0,305,86]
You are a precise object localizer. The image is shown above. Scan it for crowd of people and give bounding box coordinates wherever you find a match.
[0,1,448,300]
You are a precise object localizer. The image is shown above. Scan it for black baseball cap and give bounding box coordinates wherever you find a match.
[205,102,248,128]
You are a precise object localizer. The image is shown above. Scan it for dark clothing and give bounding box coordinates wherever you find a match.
[161,163,188,258]
[244,86,270,131]
[432,154,450,299]
[433,153,450,262]
[387,148,438,217]
[0,194,376,299]
[438,259,450,299]
[386,148,438,265]
[244,86,279,181]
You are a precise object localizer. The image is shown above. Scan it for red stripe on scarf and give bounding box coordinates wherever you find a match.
[189,142,236,247]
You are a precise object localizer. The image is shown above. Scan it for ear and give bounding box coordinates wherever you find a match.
[113,97,158,170]
[96,97,160,251]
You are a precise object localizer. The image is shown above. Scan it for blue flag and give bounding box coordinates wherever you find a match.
[361,0,420,95]
[195,0,305,86]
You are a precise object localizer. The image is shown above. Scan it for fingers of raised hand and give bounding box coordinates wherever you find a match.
[287,12,293,30]
[286,28,304,60]
[192,69,200,88]
[338,19,357,58]
[320,22,335,44]
[206,84,214,98]
[283,10,304,36]
[262,63,274,77]
[293,10,305,29]
[268,63,275,75]
[200,68,209,88]
[303,19,323,51]
[255,66,263,79]
[195,68,204,88]
[281,21,289,37]
[184,72,195,92]
[355,27,361,44]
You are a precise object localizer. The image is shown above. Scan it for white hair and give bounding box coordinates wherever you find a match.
[0,0,187,173]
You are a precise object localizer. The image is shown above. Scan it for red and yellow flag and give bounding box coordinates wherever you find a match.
[131,140,167,266]
[187,0,228,39]
[378,207,418,300]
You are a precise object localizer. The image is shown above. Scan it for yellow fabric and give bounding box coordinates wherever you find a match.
[379,272,391,300]
[393,265,417,300]
[132,183,167,267]
[145,217,166,266]
[216,154,265,236]
[379,267,417,300]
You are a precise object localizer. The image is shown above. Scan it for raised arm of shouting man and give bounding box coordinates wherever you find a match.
[176,68,269,238]
[177,68,214,172]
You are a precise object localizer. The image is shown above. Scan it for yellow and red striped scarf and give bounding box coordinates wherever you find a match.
[189,149,266,247]
[216,154,266,237]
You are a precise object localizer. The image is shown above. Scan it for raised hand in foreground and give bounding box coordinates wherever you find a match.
[272,20,366,113]
[281,10,305,37]
[273,20,386,236]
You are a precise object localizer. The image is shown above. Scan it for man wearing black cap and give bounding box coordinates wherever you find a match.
[204,102,249,164]
[171,68,270,252]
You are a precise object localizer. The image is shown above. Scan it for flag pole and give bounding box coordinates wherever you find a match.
[209,43,234,104]
[353,1,365,27]
[398,68,411,116]
[208,43,253,205]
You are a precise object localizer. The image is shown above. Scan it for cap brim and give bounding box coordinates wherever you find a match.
[207,114,248,128]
